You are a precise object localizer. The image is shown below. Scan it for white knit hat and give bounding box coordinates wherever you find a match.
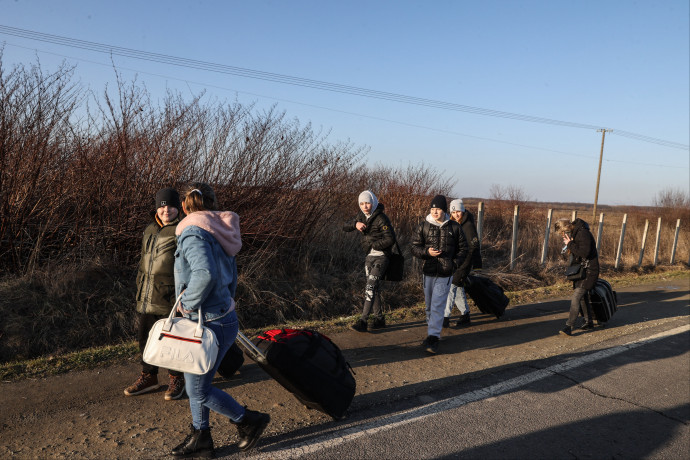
[358,190,379,210]
[449,199,465,213]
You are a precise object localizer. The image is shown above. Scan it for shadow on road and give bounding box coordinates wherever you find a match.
[213,287,688,394]
[430,404,690,459]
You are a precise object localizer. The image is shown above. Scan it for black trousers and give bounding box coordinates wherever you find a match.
[137,312,182,376]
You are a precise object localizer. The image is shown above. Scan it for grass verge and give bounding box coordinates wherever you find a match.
[2,268,687,383]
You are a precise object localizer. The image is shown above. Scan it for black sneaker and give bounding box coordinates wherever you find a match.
[579,321,594,330]
[559,326,572,336]
[456,313,471,327]
[442,317,450,328]
[350,319,368,332]
[423,335,439,354]
[236,408,270,451]
[371,316,386,329]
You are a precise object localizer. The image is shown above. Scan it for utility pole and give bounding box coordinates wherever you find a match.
[593,129,612,223]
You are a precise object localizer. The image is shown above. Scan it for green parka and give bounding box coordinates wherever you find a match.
[135,217,180,315]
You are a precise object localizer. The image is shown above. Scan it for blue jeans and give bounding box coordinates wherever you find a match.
[423,275,452,338]
[184,310,245,429]
[444,283,469,317]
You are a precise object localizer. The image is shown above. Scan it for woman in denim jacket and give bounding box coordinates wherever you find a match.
[171,183,269,457]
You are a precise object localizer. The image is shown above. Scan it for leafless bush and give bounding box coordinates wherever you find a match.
[1,56,687,361]
[653,187,690,210]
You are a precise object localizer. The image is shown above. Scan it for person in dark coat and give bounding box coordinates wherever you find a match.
[343,190,396,332]
[555,217,600,336]
[410,195,468,353]
[125,188,185,400]
[444,199,483,327]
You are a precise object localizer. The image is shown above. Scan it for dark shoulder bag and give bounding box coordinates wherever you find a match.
[383,241,405,282]
[565,259,589,281]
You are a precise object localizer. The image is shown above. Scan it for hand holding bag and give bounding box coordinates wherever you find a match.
[143,294,219,375]
[383,240,405,282]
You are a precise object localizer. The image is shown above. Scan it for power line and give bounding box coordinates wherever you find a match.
[2,40,688,171]
[0,24,688,151]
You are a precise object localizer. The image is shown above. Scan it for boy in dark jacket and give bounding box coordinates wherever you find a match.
[444,199,483,327]
[411,195,468,353]
[343,190,396,332]
[555,217,600,336]
[124,188,185,400]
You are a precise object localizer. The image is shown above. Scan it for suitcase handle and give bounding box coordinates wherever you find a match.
[235,331,267,365]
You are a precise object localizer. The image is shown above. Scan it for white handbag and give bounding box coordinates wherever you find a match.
[142,294,219,375]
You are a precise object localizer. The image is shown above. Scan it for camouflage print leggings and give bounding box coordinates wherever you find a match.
[361,255,389,320]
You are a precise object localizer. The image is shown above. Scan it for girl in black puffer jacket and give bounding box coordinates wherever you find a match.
[343,190,396,332]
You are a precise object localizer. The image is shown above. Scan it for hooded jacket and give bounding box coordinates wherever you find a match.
[411,214,468,277]
[136,215,180,315]
[452,210,483,284]
[343,203,396,255]
[566,218,600,290]
[174,211,242,322]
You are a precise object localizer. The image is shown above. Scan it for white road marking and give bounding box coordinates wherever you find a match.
[247,324,690,460]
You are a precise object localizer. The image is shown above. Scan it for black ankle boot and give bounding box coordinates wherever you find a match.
[236,408,270,451]
[456,313,471,326]
[172,424,214,458]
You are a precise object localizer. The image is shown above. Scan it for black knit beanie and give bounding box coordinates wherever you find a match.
[155,188,181,210]
[430,194,447,213]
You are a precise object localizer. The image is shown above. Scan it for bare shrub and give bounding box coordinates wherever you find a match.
[653,187,690,209]
[1,55,687,362]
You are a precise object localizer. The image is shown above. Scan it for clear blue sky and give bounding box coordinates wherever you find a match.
[2,0,688,206]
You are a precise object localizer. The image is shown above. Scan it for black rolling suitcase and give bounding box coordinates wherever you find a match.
[588,279,617,324]
[216,342,244,379]
[464,274,509,318]
[236,329,356,420]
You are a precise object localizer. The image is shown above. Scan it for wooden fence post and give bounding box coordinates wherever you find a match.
[653,217,662,266]
[596,213,604,253]
[670,219,681,264]
[571,210,577,222]
[615,213,627,269]
[541,209,553,265]
[638,219,650,267]
[476,202,484,247]
[510,205,519,270]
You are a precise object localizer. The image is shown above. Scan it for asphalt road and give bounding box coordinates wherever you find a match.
[251,323,689,460]
[1,276,688,459]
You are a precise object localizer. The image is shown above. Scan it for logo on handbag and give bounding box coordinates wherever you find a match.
[159,346,195,363]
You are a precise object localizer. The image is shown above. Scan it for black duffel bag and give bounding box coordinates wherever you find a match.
[383,241,404,282]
